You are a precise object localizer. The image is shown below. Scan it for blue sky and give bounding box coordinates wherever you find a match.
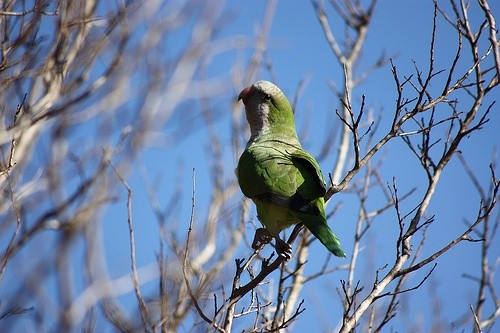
[103,1,499,331]
[3,1,498,332]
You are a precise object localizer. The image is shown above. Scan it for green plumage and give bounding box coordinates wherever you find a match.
[236,81,345,258]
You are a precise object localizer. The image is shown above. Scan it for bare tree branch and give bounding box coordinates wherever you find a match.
[110,157,154,331]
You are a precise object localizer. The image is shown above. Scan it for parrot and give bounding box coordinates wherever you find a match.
[236,80,346,259]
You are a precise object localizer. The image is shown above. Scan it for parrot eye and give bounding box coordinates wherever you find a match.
[264,94,272,101]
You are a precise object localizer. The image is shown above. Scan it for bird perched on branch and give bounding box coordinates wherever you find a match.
[236,80,345,259]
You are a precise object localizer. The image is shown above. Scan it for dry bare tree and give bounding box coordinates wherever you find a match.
[0,0,498,332]
[0,1,245,331]
[197,1,500,332]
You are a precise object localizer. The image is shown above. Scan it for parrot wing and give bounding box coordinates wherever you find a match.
[237,146,326,216]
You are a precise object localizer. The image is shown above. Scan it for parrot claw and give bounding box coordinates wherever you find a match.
[251,228,292,260]
[252,228,273,249]
[276,239,293,260]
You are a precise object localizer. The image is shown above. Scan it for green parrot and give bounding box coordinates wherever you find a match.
[236,80,346,259]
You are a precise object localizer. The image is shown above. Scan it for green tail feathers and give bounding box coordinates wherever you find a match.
[302,218,346,258]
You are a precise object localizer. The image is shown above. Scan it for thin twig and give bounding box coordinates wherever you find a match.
[109,158,154,332]
[182,169,225,332]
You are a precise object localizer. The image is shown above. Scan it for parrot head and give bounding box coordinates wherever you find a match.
[238,81,296,139]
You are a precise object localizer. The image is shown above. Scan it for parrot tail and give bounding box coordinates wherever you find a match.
[302,218,346,258]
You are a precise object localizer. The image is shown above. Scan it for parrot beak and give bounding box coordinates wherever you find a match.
[238,86,255,105]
